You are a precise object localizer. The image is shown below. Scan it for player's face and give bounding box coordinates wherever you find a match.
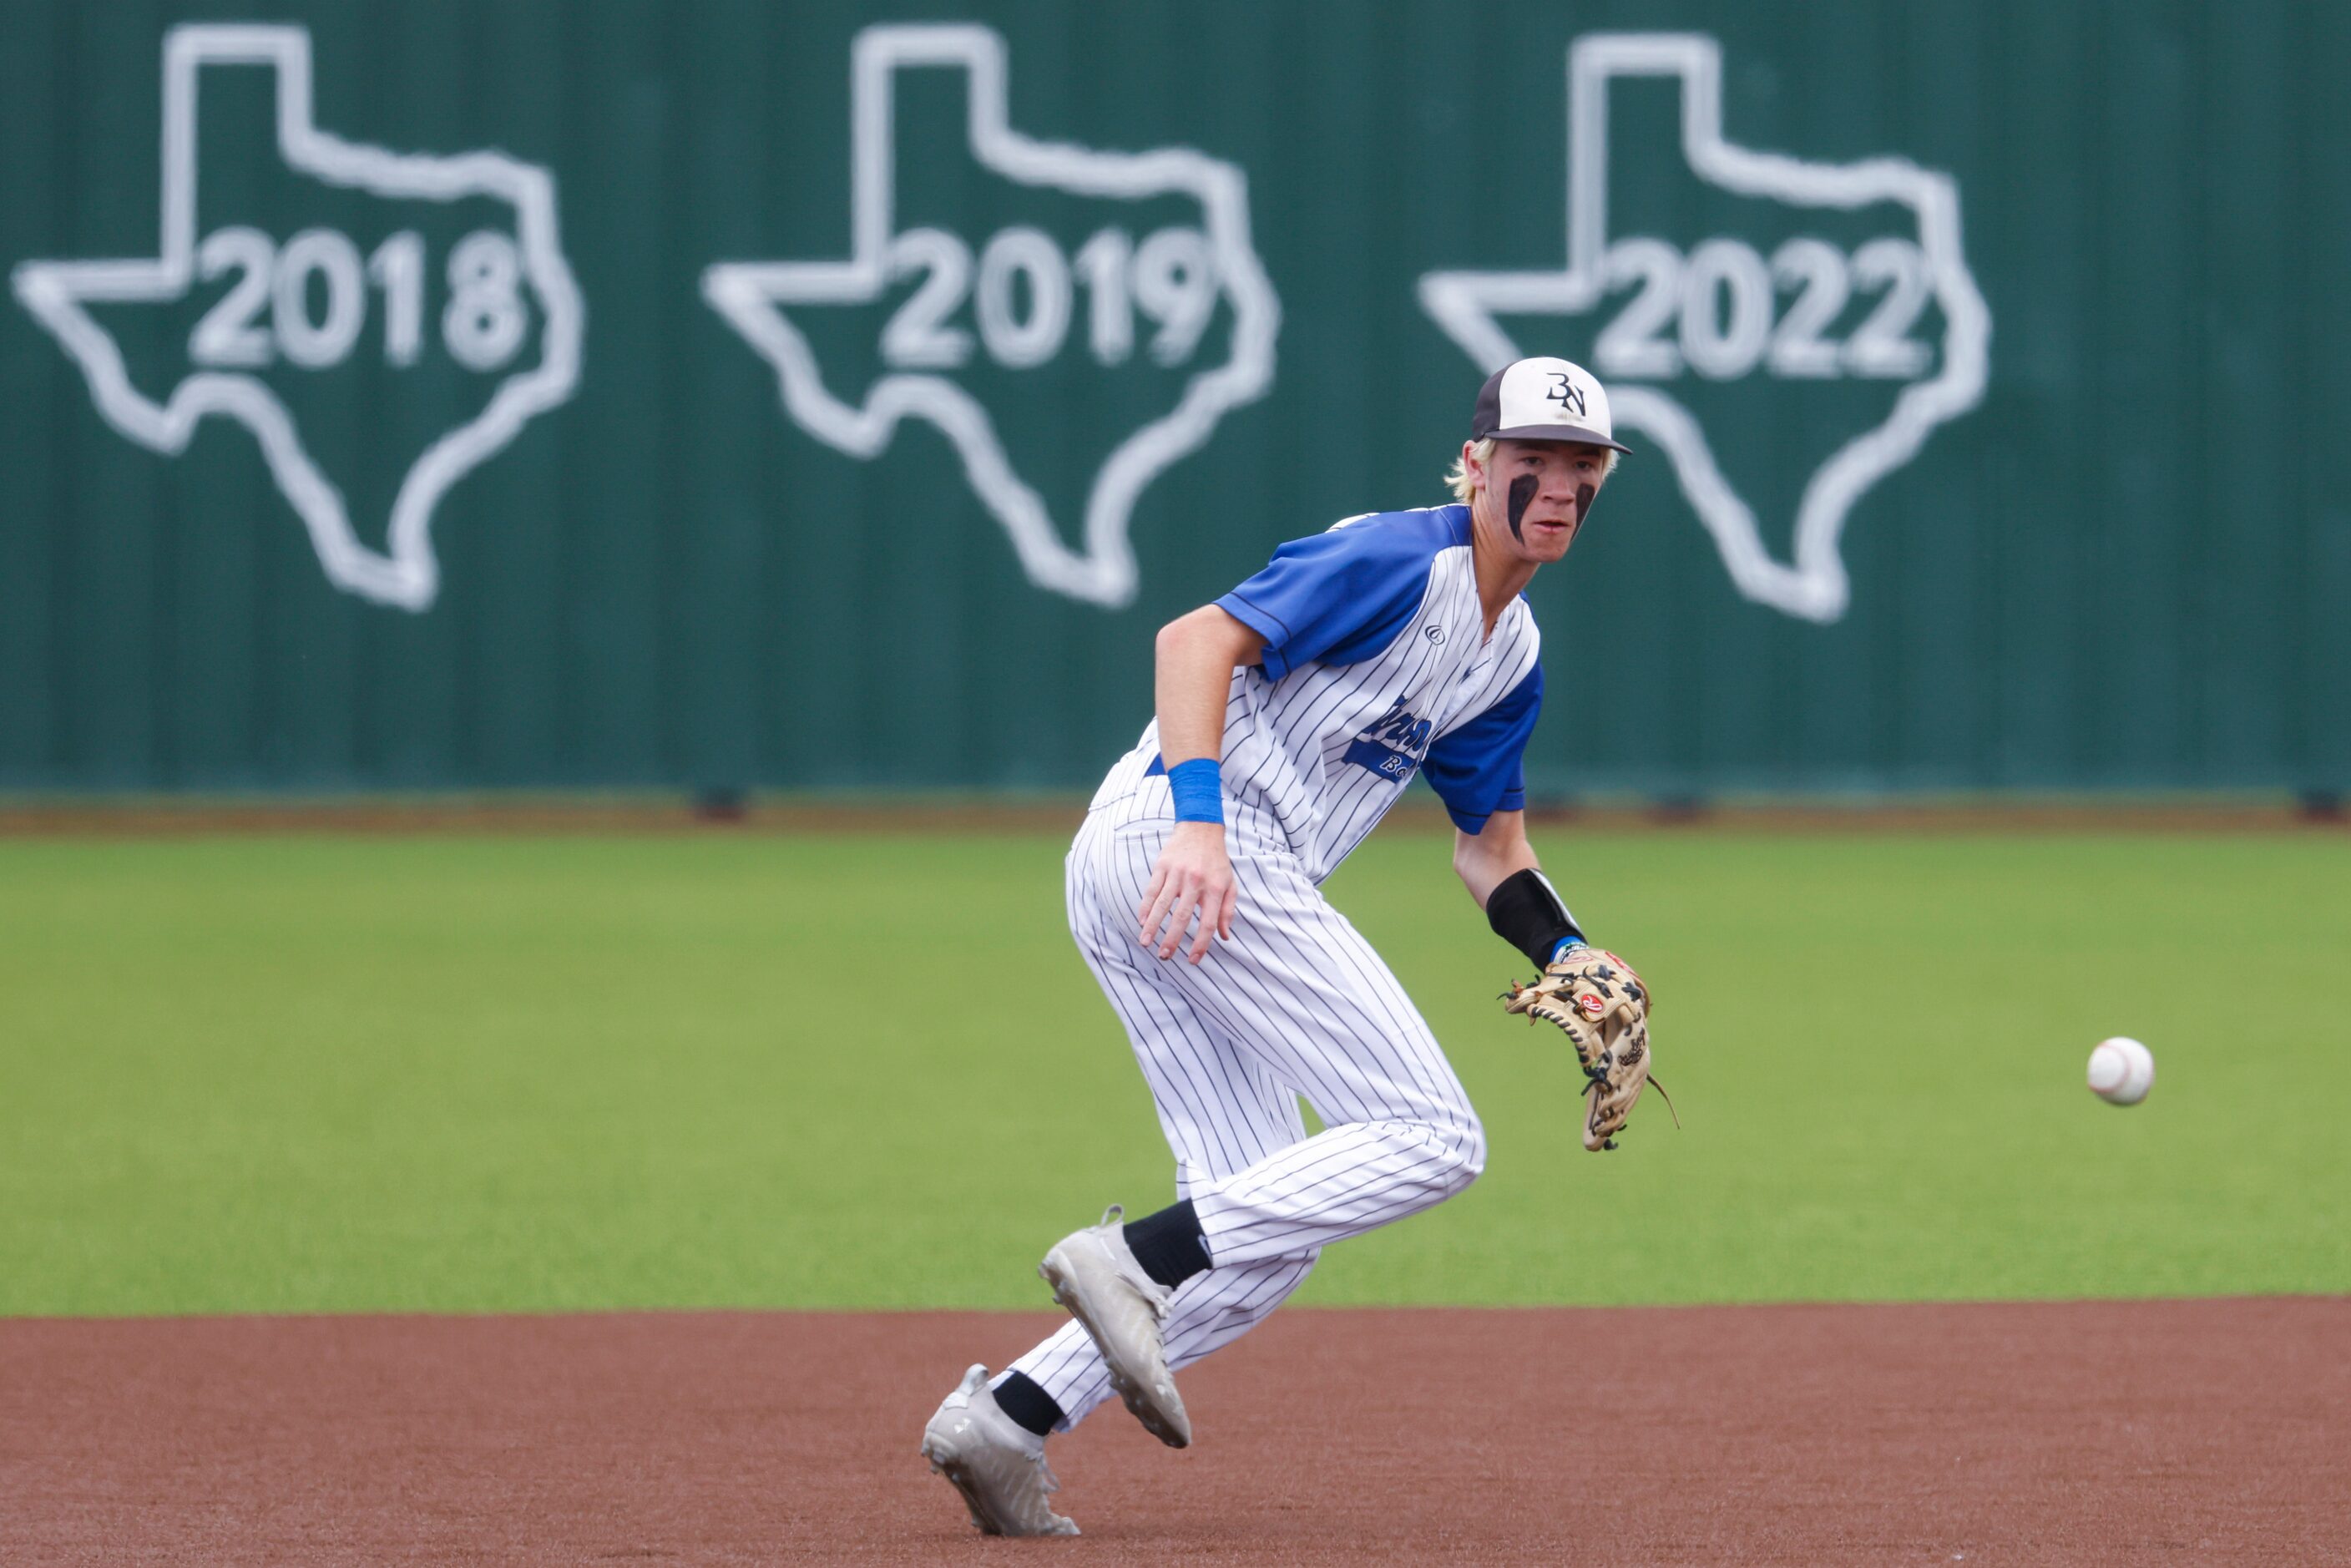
[1473,439,1611,564]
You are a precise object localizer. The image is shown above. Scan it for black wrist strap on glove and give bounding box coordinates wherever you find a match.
[1485,867,1585,970]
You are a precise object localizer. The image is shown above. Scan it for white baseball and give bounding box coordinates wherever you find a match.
[2086,1036,2156,1105]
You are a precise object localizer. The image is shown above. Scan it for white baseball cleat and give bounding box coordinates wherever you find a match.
[1039,1205,1192,1448]
[920,1364,1080,1537]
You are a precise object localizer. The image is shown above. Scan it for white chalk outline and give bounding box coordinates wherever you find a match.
[1419,33,1990,623]
[11,23,584,611]
[702,23,1280,608]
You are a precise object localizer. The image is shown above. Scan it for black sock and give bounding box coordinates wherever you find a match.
[990,1371,1064,1437]
[1122,1198,1211,1290]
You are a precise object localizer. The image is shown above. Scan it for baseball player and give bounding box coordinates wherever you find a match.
[921,357,1659,1536]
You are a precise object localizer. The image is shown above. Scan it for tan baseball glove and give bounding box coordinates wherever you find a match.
[1502,947,1671,1151]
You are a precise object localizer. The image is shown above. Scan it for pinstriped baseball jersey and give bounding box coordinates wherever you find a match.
[1087,504,1543,880]
[993,503,1544,1438]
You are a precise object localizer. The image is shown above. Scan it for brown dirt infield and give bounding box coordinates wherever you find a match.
[3,1300,2343,1565]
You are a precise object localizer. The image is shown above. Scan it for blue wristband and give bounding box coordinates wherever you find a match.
[1548,936,1589,964]
[1165,757,1225,824]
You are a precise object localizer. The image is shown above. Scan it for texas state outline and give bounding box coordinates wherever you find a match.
[11,23,584,612]
[702,23,1281,609]
[1419,32,1991,624]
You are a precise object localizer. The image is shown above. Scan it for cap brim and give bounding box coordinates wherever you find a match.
[1485,422,1631,453]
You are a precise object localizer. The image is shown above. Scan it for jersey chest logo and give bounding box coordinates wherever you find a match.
[1342,702,1433,783]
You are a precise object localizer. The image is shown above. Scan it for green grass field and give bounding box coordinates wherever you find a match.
[3,827,2345,1318]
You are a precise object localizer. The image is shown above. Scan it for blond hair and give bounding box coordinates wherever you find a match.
[1445,437,1618,501]
[1444,438,1495,502]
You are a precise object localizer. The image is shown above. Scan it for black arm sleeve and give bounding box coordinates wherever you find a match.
[1484,867,1585,970]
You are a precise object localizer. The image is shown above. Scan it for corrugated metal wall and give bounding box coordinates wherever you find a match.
[3,0,2344,794]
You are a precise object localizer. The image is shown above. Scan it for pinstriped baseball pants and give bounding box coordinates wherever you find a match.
[999,811,1485,1429]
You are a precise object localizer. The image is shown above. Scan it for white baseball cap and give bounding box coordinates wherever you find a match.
[1470,357,1629,453]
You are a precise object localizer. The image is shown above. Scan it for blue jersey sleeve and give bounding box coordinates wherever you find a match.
[1214,511,1459,680]
[1422,664,1540,834]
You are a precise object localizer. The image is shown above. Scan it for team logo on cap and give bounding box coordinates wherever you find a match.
[1420,32,1989,624]
[1547,372,1587,417]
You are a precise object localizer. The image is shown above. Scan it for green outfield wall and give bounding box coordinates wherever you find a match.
[3,1,2345,795]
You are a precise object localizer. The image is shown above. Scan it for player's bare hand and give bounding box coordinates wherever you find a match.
[1138,822,1238,964]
